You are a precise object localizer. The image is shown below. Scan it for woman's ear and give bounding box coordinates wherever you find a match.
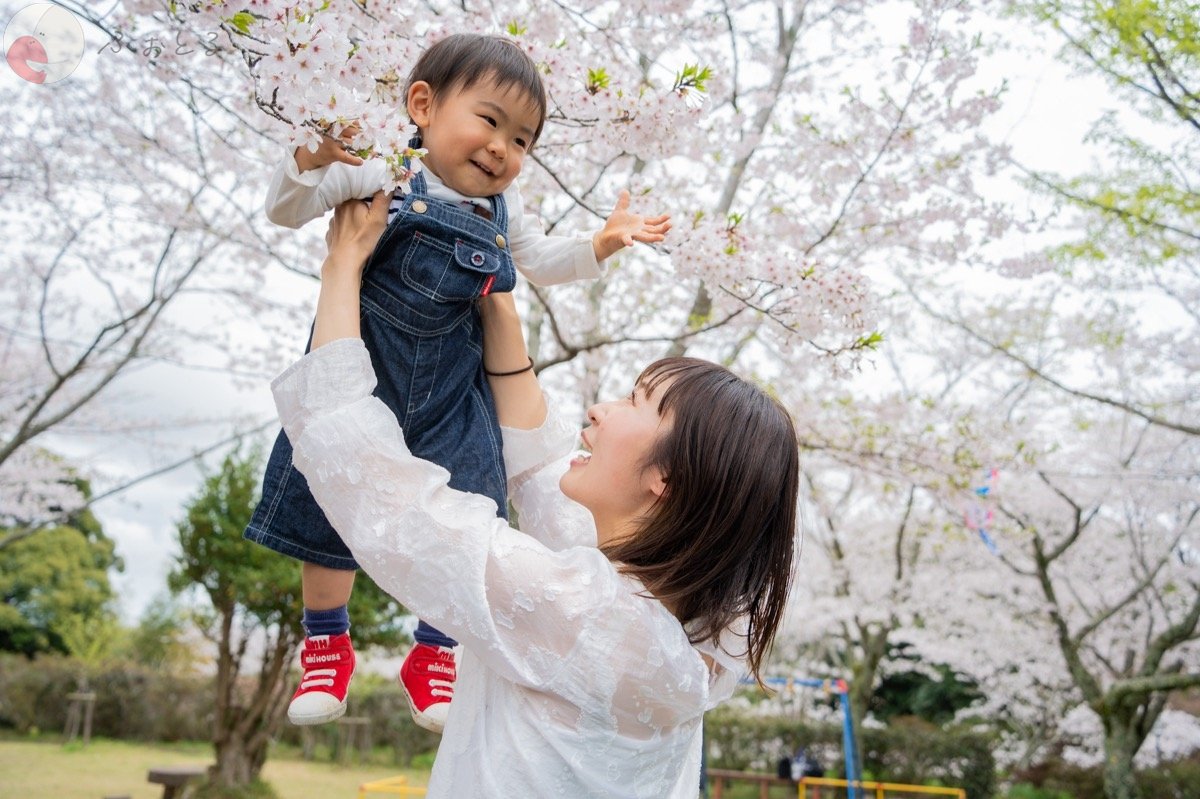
[646,469,668,500]
[407,80,435,128]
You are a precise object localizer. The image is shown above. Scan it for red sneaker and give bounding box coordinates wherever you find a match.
[399,643,456,733]
[287,632,355,725]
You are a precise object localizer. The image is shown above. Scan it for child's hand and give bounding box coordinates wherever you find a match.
[592,190,671,262]
[295,122,366,173]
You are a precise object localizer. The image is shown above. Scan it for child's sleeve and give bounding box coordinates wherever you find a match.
[265,147,390,229]
[503,184,603,286]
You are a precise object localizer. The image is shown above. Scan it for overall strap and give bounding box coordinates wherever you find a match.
[406,135,428,196]
[489,186,508,231]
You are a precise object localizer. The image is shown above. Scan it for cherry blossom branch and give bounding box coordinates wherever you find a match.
[673,3,804,354]
[908,292,1200,437]
[1139,33,1200,132]
[0,417,274,550]
[1019,166,1200,244]
[526,285,748,370]
[0,228,190,467]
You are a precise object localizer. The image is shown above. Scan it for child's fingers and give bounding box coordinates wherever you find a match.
[643,213,671,226]
[334,149,365,166]
[612,189,631,212]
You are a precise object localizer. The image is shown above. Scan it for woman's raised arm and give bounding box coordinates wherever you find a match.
[478,292,547,431]
[311,191,389,349]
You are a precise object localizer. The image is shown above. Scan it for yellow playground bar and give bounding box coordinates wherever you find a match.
[798,776,966,799]
[357,775,427,798]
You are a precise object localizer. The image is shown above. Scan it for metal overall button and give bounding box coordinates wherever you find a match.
[412,200,428,214]
[495,234,507,249]
[470,251,486,267]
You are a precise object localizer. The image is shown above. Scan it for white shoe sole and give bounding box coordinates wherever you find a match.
[288,698,348,726]
[402,686,447,734]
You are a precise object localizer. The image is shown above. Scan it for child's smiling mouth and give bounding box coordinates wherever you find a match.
[471,160,495,176]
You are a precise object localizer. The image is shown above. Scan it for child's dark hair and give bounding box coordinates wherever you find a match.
[405,34,548,146]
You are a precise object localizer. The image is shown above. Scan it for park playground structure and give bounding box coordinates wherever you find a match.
[358,774,427,797]
[707,676,967,799]
[356,677,966,798]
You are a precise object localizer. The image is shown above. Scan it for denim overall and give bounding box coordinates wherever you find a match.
[245,165,516,648]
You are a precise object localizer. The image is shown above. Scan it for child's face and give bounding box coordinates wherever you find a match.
[408,77,541,198]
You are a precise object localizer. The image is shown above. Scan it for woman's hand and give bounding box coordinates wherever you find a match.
[323,190,389,277]
[312,192,388,349]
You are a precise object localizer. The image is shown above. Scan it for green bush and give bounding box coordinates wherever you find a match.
[1004,786,1073,799]
[1009,753,1200,799]
[704,708,996,799]
[1137,755,1200,798]
[861,717,996,799]
[0,653,211,741]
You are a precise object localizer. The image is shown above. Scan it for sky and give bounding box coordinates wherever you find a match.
[1,2,1130,625]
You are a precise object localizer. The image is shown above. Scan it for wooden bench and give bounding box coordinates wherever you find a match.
[147,765,210,799]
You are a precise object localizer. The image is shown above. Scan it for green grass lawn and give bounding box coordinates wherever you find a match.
[0,737,430,799]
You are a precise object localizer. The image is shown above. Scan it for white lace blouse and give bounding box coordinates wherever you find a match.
[272,338,746,798]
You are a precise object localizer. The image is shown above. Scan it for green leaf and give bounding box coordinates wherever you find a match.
[227,11,255,35]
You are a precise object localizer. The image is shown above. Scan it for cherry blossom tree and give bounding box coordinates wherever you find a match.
[902,5,1200,792]
[11,0,1035,788]
[59,0,1012,398]
[1,4,315,547]
[770,258,1198,793]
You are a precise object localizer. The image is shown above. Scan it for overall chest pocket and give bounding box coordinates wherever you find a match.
[401,232,503,302]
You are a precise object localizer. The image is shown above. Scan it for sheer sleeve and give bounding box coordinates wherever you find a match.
[273,339,610,688]
[500,409,597,551]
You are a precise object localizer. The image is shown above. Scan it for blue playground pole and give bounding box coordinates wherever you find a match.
[835,679,862,799]
[742,677,862,799]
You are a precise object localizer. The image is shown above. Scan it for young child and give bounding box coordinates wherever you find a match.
[244,33,669,733]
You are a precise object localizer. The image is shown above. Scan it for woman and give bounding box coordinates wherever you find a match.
[273,192,800,796]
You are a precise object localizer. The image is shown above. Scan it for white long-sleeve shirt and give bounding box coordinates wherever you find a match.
[272,338,747,798]
[265,151,603,287]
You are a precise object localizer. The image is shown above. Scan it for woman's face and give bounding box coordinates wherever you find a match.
[560,380,670,546]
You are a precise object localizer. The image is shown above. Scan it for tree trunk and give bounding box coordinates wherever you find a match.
[208,609,299,788]
[1101,714,1141,799]
[212,732,267,787]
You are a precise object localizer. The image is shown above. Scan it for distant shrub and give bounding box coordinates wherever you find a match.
[705,708,996,799]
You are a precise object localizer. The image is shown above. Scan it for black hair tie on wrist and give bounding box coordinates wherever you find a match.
[485,357,535,377]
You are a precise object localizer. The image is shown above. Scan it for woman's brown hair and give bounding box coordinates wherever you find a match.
[601,357,800,684]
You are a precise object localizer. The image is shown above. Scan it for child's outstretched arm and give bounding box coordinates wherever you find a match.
[265,126,387,230]
[505,189,671,287]
[591,190,671,262]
